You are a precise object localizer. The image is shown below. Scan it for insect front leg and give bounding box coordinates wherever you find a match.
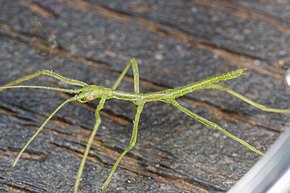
[170,100,264,156]
[0,85,80,94]
[0,70,87,92]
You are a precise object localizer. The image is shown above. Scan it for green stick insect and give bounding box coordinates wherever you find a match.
[1,58,290,192]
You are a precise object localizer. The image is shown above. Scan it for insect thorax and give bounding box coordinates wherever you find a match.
[77,85,112,103]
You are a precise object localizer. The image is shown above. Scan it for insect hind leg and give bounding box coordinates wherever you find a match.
[170,100,264,156]
[206,85,290,113]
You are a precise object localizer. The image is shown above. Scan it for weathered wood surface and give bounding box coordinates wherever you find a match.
[1,0,290,192]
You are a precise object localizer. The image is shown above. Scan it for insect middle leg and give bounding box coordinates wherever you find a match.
[170,100,264,156]
[100,58,142,190]
[111,58,140,93]
[101,103,144,191]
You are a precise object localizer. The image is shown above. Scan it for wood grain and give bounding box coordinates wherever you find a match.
[1,0,290,192]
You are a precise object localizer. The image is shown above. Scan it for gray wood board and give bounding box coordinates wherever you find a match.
[0,0,290,192]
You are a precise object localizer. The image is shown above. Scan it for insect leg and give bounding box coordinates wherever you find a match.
[0,70,87,92]
[206,85,290,113]
[74,98,106,193]
[101,103,144,191]
[112,58,140,93]
[0,85,80,94]
[170,100,264,156]
[12,96,77,167]
[74,58,140,192]
[130,58,140,93]
[100,58,141,190]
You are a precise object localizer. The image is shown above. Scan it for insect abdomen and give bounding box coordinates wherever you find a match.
[171,68,247,99]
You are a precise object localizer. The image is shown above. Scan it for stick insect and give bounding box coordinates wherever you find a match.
[1,58,290,192]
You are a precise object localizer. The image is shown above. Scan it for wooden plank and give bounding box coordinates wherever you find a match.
[0,0,290,192]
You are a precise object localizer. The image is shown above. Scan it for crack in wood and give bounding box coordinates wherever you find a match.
[0,147,48,162]
[192,0,290,36]
[49,140,104,165]
[26,1,58,19]
[3,180,47,193]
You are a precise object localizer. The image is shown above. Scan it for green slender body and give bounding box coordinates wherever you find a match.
[93,69,246,102]
[1,58,289,192]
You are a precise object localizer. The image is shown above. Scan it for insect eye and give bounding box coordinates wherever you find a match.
[86,95,94,101]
